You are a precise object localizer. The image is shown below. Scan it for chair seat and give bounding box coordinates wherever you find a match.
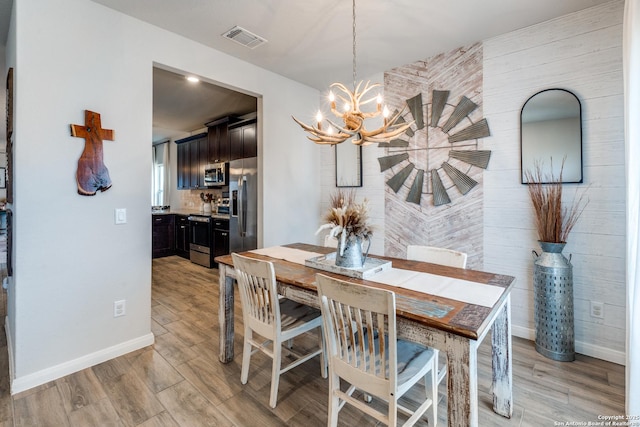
[396,340,435,385]
[358,333,436,385]
[279,298,322,331]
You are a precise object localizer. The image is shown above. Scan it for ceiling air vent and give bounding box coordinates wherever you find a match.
[222,26,267,49]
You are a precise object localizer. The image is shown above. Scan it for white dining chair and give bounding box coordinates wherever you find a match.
[324,234,339,248]
[406,245,468,269]
[316,273,437,427]
[406,244,468,392]
[232,253,326,408]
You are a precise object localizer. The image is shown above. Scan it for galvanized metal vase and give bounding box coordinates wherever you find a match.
[533,241,575,362]
[335,235,370,269]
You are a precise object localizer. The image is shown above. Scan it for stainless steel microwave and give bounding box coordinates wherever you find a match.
[204,163,227,186]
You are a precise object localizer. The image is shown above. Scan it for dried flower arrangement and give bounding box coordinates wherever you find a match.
[524,161,588,244]
[200,192,214,203]
[316,189,373,249]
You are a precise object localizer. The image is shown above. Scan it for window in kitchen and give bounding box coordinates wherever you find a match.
[152,142,170,206]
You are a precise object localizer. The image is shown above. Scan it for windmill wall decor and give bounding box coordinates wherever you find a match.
[377,89,491,207]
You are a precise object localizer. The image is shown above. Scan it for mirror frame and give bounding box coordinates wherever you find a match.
[335,143,363,187]
[520,88,583,184]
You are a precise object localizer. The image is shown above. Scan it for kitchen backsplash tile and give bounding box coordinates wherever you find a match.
[178,189,225,211]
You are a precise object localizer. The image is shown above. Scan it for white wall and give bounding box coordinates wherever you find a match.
[483,0,625,362]
[8,0,320,393]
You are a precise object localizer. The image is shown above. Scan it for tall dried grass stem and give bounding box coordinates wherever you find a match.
[524,161,588,243]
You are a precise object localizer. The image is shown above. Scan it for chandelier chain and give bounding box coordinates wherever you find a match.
[352,0,356,89]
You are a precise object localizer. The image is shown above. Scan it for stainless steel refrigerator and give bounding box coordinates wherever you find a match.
[229,157,258,253]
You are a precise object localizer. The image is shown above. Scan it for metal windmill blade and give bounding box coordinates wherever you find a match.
[378,153,409,172]
[406,93,425,130]
[406,170,424,204]
[449,150,492,169]
[387,163,415,193]
[448,118,491,143]
[441,96,478,133]
[430,90,450,127]
[431,169,451,206]
[442,162,477,195]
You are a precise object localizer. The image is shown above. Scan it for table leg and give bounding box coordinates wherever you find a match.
[491,296,513,418]
[218,264,235,363]
[446,335,478,427]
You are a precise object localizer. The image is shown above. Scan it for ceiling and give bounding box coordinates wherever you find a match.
[152,67,257,142]
[91,0,610,90]
[91,0,612,142]
[0,0,612,142]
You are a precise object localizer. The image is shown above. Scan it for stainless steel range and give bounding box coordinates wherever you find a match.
[187,214,213,268]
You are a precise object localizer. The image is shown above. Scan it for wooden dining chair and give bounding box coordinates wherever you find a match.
[406,244,468,392]
[316,273,437,427]
[406,245,468,269]
[232,253,326,408]
[324,234,339,248]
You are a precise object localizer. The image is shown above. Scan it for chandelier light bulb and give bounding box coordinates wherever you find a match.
[343,102,350,112]
[329,91,335,102]
[383,106,390,118]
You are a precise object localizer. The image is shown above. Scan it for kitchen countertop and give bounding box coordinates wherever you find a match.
[152,208,230,220]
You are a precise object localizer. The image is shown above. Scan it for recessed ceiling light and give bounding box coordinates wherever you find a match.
[186,76,200,83]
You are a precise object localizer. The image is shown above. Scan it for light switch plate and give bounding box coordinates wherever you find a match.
[115,208,127,225]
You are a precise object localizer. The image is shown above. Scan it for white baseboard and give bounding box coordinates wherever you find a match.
[512,325,626,365]
[7,328,154,395]
[4,316,14,391]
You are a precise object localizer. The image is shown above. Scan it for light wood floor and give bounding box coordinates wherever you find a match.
[0,255,626,426]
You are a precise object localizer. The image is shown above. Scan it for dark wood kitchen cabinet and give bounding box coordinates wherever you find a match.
[176,142,190,189]
[152,214,175,258]
[229,119,257,160]
[174,215,190,259]
[213,218,230,259]
[214,228,229,258]
[206,116,235,164]
[176,132,208,190]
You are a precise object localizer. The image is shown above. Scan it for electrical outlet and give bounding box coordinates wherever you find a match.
[590,301,604,319]
[114,300,126,317]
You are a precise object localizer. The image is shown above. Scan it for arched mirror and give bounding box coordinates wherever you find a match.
[520,88,582,183]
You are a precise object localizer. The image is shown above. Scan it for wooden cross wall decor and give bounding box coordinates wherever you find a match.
[70,110,114,196]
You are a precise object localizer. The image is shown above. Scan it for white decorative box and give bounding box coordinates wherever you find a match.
[305,252,391,279]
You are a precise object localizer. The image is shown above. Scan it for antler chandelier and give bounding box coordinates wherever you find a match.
[292,0,412,146]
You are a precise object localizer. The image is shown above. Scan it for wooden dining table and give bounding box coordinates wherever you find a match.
[215,243,516,427]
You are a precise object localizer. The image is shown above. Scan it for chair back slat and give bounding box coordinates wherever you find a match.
[232,253,280,333]
[317,274,396,382]
[316,272,437,426]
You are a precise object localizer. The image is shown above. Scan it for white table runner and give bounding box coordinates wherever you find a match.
[250,246,323,266]
[250,246,504,308]
[368,267,504,308]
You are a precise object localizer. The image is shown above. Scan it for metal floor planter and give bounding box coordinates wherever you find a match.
[533,242,575,362]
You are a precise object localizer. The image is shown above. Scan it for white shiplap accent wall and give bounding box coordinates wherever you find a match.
[318,2,625,364]
[483,0,625,363]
